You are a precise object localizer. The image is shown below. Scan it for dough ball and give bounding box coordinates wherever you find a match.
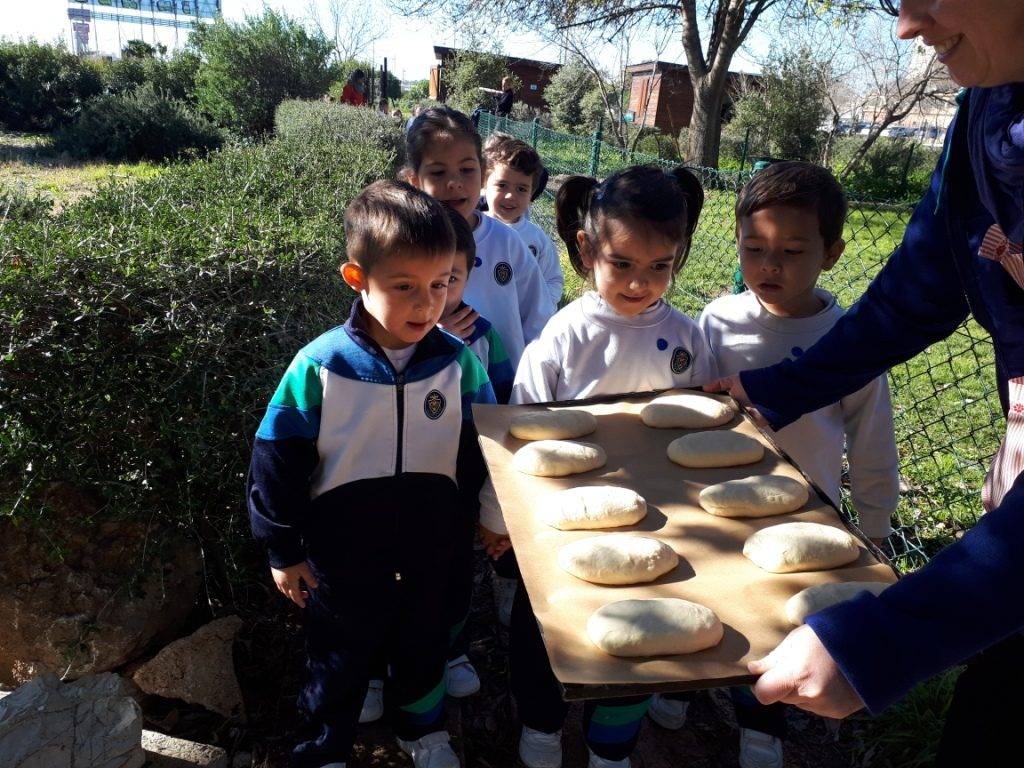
[558,534,678,585]
[743,522,860,573]
[785,581,891,626]
[510,409,598,441]
[699,475,809,518]
[667,430,765,468]
[641,393,736,429]
[539,486,647,530]
[513,440,607,477]
[586,598,723,657]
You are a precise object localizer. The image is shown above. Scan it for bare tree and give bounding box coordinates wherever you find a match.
[307,0,386,63]
[391,0,873,167]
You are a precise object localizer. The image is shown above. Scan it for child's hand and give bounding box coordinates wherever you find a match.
[440,304,479,340]
[479,524,511,560]
[271,561,319,608]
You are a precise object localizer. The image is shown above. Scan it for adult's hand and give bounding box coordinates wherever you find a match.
[703,374,767,428]
[748,624,865,719]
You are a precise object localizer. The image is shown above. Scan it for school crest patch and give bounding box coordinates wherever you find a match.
[670,346,692,375]
[494,261,513,285]
[424,389,446,420]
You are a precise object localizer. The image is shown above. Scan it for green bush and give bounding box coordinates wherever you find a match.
[1,184,53,221]
[274,99,404,164]
[0,41,104,131]
[839,137,941,202]
[53,84,224,162]
[96,51,200,103]
[192,9,335,135]
[0,129,398,574]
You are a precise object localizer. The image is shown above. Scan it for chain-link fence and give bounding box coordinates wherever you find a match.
[479,112,1003,573]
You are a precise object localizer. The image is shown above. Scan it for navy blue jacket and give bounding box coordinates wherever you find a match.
[742,84,1024,713]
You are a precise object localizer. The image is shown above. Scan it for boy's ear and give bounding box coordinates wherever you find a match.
[340,261,366,292]
[576,230,594,268]
[822,238,845,271]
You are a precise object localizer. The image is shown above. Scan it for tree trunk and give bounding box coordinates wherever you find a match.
[687,75,728,168]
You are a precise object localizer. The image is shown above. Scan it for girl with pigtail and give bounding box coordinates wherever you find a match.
[478,164,717,768]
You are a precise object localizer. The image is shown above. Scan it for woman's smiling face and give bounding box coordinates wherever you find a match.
[896,0,1024,87]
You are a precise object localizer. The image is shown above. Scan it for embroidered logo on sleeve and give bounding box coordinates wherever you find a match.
[424,389,446,420]
[494,262,513,285]
[979,223,1024,290]
[670,346,692,374]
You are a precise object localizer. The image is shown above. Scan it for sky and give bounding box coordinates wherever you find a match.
[3,0,768,82]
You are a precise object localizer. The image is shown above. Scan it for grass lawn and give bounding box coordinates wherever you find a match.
[0,131,161,211]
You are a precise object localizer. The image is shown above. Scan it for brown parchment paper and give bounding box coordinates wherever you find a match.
[473,389,899,700]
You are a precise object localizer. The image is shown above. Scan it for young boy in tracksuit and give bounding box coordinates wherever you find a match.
[247,180,495,768]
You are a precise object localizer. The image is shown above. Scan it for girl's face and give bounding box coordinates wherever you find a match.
[578,217,679,318]
[897,0,1024,87]
[408,134,483,224]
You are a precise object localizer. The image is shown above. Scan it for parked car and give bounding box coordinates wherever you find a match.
[887,125,918,139]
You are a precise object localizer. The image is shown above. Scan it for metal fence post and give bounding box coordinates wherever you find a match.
[531,117,539,149]
[589,116,604,176]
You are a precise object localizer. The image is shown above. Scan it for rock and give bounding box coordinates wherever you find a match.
[142,731,228,767]
[0,672,143,768]
[132,616,244,719]
[0,482,203,687]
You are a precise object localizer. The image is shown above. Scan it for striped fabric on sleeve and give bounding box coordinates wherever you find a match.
[256,353,323,441]
[484,326,515,404]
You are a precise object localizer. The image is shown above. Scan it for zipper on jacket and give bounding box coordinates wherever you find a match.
[394,372,405,475]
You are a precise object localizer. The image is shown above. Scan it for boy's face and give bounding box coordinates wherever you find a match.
[443,254,471,318]
[342,251,454,349]
[408,135,483,224]
[738,206,844,318]
[484,163,533,224]
[579,218,676,318]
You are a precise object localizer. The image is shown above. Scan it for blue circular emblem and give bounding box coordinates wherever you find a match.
[474,256,483,268]
[670,346,692,375]
[424,389,446,420]
[494,261,513,285]
[656,338,668,351]
[790,346,805,358]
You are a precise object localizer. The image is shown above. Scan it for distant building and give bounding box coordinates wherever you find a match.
[624,61,754,135]
[430,46,561,110]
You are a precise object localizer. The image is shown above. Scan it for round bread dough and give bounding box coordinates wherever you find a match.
[743,522,860,573]
[558,534,678,585]
[699,475,809,518]
[641,393,736,429]
[587,598,723,657]
[667,430,765,468]
[513,440,607,477]
[539,486,647,530]
[785,581,891,626]
[510,409,598,441]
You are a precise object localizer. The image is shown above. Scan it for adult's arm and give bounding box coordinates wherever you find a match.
[806,473,1024,712]
[741,147,971,430]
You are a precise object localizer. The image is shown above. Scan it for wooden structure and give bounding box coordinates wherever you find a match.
[430,46,561,110]
[625,61,753,135]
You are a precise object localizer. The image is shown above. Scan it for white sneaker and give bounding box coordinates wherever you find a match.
[358,679,384,723]
[647,693,689,730]
[518,726,562,768]
[396,731,460,768]
[739,728,783,768]
[493,574,517,627]
[587,749,629,768]
[446,655,481,697]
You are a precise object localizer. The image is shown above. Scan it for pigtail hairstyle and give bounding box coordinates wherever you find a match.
[556,165,707,279]
[555,175,600,278]
[668,166,705,269]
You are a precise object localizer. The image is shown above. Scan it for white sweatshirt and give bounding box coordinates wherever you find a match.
[466,213,555,368]
[479,291,715,534]
[699,289,898,539]
[499,214,565,309]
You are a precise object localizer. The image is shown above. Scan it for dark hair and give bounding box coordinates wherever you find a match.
[445,206,476,271]
[735,161,847,247]
[344,180,455,273]
[555,164,704,278]
[349,68,365,82]
[483,133,544,192]
[405,106,484,174]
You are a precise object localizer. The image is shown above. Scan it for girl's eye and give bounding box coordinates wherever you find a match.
[448,275,457,285]
[652,263,670,272]
[784,250,803,256]
[432,281,448,290]
[394,284,412,291]
[461,167,477,175]
[613,261,631,270]
[430,170,445,177]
